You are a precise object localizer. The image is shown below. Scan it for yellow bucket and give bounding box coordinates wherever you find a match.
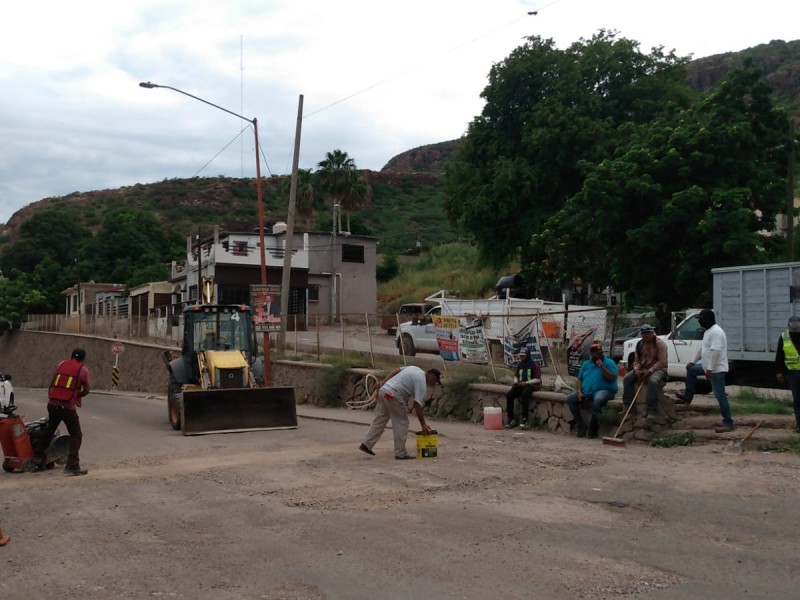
[416,430,438,459]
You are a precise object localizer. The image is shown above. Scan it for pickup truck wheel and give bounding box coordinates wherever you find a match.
[401,334,416,357]
[694,379,712,394]
[168,377,182,430]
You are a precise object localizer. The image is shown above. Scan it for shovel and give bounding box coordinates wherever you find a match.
[723,420,764,455]
[602,377,646,447]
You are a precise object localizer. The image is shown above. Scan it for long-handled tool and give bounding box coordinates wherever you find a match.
[723,420,764,455]
[602,378,646,447]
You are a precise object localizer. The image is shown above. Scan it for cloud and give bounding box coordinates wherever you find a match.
[1,0,798,225]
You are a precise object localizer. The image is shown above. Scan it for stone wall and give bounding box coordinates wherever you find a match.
[2,330,657,441]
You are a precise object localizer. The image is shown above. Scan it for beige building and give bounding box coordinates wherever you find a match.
[170,223,377,325]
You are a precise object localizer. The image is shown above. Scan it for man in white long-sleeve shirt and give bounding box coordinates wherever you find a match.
[676,309,734,432]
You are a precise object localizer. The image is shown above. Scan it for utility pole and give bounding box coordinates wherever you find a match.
[278,95,303,350]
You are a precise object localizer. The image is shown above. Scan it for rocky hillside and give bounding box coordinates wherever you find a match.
[2,40,797,245]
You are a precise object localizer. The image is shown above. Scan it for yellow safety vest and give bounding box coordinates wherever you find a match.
[782,330,800,370]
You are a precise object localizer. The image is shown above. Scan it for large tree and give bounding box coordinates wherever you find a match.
[531,64,791,309]
[78,208,183,284]
[316,149,364,233]
[444,31,693,271]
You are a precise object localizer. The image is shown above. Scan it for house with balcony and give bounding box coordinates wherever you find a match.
[169,223,377,326]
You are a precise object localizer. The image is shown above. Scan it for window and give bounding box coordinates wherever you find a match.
[232,241,248,256]
[308,285,319,302]
[675,315,705,340]
[342,243,364,263]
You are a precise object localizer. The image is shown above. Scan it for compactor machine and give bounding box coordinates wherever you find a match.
[165,298,296,435]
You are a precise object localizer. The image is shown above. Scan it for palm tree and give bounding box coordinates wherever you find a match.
[316,149,360,233]
[295,169,316,231]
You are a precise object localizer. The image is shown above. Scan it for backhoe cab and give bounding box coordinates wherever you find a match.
[165,302,296,435]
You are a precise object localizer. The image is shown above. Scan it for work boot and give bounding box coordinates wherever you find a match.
[713,423,735,433]
[576,422,587,438]
[587,418,599,439]
[675,391,692,405]
[64,466,88,476]
[506,419,519,429]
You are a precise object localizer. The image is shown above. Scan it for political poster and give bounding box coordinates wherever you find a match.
[433,315,460,361]
[567,326,598,375]
[458,317,489,363]
[251,284,282,333]
[503,318,544,367]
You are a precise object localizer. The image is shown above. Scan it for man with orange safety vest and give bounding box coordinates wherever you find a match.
[776,316,800,434]
[35,348,92,475]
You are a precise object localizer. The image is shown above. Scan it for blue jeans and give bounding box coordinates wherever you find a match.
[567,390,615,425]
[686,363,733,427]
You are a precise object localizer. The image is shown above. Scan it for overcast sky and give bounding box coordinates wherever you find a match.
[1,0,797,225]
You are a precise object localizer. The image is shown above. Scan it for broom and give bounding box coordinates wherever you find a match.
[602,377,646,447]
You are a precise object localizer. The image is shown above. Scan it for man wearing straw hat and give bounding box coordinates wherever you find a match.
[359,366,440,460]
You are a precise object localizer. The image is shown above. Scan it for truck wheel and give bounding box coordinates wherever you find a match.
[2,460,13,473]
[401,334,416,357]
[694,379,712,394]
[168,377,182,430]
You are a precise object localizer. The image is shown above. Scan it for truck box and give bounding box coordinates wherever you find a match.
[396,290,607,366]
[622,261,800,385]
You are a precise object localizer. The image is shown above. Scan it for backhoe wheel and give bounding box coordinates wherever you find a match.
[168,377,182,431]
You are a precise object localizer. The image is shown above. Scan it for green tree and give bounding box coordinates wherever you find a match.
[0,276,47,332]
[316,149,364,233]
[1,208,90,274]
[376,250,400,283]
[444,31,693,271]
[531,64,790,309]
[79,208,182,283]
[126,264,171,290]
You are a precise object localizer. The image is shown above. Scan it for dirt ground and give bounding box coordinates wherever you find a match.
[2,389,800,599]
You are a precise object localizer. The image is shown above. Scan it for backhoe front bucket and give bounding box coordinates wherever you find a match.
[181,387,297,435]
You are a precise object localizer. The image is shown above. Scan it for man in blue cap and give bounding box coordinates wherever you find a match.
[621,324,668,416]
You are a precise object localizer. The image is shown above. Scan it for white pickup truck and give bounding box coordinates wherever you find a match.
[622,261,800,387]
[622,313,705,379]
[396,306,441,356]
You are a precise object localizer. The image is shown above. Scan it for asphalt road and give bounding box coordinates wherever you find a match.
[2,389,800,599]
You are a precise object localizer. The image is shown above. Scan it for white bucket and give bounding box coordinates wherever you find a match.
[484,406,503,430]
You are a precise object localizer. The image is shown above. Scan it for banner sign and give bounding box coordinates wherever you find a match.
[567,326,598,375]
[433,315,460,361]
[458,317,489,363]
[503,318,544,367]
[251,284,282,333]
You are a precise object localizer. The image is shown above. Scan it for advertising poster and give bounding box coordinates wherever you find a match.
[458,317,489,363]
[567,326,598,375]
[503,318,544,367]
[433,315,460,361]
[251,284,282,333]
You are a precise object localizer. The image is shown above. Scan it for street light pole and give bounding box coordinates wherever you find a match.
[139,81,271,385]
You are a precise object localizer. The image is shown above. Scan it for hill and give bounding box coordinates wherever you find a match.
[1,40,798,253]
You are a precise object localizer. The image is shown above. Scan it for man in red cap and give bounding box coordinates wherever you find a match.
[36,348,92,475]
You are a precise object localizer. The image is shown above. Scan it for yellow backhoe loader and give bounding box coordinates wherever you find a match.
[164,300,296,435]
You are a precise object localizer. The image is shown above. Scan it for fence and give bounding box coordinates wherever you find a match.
[23,307,647,389]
